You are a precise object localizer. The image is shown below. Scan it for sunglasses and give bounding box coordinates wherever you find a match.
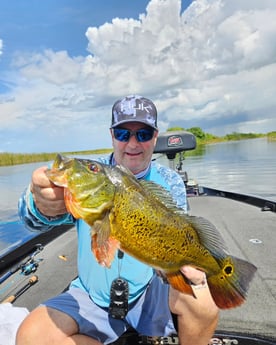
[113,127,155,142]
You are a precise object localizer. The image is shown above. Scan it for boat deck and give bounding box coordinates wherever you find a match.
[189,195,276,339]
[1,227,78,310]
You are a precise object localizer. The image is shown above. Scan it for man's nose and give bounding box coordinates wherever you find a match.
[127,133,139,145]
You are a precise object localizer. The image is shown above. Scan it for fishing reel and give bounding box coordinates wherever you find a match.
[21,244,44,275]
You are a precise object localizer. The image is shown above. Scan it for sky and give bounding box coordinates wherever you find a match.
[0,0,276,153]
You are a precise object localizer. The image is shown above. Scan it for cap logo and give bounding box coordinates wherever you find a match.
[120,101,153,117]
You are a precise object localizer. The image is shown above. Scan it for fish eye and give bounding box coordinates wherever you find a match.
[88,163,99,173]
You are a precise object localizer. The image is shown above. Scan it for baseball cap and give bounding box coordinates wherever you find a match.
[111,95,158,129]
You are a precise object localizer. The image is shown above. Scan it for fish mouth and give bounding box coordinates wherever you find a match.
[46,169,69,187]
[46,154,73,187]
[52,154,72,169]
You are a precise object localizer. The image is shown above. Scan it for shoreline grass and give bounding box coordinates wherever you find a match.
[0,149,112,167]
[1,130,274,167]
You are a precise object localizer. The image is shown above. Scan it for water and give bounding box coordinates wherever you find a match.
[0,138,275,255]
[173,137,276,202]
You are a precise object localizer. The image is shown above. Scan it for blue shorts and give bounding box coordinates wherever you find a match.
[43,275,176,344]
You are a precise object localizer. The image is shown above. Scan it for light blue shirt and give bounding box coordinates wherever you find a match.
[18,155,187,307]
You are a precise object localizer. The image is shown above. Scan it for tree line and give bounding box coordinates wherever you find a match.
[168,127,276,143]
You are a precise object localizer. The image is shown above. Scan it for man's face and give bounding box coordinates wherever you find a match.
[111,122,158,174]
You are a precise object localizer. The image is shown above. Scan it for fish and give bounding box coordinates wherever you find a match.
[46,154,257,309]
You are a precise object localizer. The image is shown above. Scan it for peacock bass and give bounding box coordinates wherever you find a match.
[46,154,257,309]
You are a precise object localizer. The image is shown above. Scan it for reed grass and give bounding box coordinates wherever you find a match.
[0,149,112,167]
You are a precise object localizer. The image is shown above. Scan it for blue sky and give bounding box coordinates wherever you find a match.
[0,0,275,153]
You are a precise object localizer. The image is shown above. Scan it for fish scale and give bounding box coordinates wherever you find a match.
[111,184,214,270]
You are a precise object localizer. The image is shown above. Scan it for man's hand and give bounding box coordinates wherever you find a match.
[180,265,207,287]
[170,266,219,345]
[30,166,67,217]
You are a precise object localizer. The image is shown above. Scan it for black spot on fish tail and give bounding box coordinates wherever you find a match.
[207,256,257,309]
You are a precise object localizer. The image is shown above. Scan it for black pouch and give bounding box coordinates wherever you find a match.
[108,278,129,319]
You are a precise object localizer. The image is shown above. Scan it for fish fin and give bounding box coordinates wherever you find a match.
[186,215,229,258]
[91,234,119,268]
[91,213,119,267]
[166,272,195,296]
[116,166,186,215]
[113,165,141,186]
[140,180,186,215]
[207,256,257,309]
[116,164,135,176]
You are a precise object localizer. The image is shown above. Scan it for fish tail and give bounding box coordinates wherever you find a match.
[207,256,257,309]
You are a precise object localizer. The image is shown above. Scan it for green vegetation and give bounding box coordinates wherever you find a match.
[168,126,266,144]
[267,131,276,141]
[223,132,266,141]
[168,126,221,144]
[0,128,274,167]
[0,149,112,167]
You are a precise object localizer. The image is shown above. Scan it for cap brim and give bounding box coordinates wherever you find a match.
[111,119,158,130]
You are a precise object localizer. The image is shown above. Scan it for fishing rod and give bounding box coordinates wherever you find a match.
[1,275,38,304]
[0,244,43,284]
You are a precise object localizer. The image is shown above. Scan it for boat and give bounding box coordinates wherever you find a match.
[0,131,275,345]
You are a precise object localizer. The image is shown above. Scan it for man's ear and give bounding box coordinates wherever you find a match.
[153,130,159,145]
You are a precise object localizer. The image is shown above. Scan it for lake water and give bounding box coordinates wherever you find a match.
[170,137,276,202]
[0,137,275,255]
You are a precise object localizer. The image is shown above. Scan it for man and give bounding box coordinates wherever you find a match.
[17,95,219,345]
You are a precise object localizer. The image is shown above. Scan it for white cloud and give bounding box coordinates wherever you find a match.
[1,0,276,152]
[14,50,84,85]
[0,39,3,56]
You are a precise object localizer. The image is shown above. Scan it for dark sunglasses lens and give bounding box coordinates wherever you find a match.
[136,129,154,142]
[113,128,130,142]
[113,128,154,142]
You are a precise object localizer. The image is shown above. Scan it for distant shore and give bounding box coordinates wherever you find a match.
[1,130,275,167]
[0,149,112,167]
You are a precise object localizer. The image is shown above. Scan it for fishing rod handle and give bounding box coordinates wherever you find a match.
[2,294,16,303]
[1,275,38,304]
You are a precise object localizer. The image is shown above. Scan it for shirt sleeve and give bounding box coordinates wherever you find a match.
[154,163,188,213]
[18,184,75,232]
[168,170,188,212]
[17,154,113,232]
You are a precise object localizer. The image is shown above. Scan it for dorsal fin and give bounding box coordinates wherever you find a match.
[109,165,141,187]
[140,179,186,215]
[186,215,229,258]
[114,165,185,215]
